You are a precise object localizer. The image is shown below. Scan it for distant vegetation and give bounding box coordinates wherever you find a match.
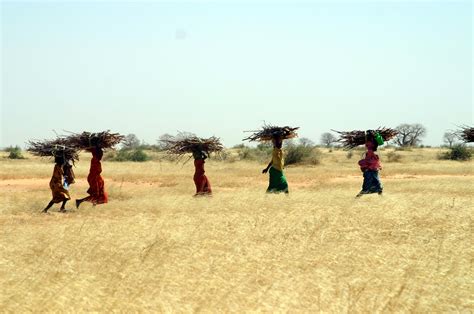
[4,146,25,159]
[438,145,472,161]
[4,125,474,164]
[394,123,427,147]
[234,138,323,165]
[105,134,151,162]
[106,149,150,162]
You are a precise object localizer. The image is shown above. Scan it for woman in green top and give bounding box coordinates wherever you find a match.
[262,136,289,193]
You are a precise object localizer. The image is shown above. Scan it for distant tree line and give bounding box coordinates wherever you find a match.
[2,124,472,162]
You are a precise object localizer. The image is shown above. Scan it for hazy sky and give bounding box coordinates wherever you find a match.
[1,0,472,147]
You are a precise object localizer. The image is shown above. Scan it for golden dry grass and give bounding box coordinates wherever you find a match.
[0,148,473,312]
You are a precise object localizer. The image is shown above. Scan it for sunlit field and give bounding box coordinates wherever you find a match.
[0,148,472,312]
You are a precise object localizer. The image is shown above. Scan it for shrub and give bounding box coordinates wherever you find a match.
[237,143,322,165]
[215,150,236,162]
[346,151,353,159]
[307,148,323,165]
[6,146,25,159]
[238,147,253,160]
[107,149,150,162]
[285,144,313,165]
[238,146,271,162]
[128,149,150,162]
[386,151,402,162]
[439,145,472,161]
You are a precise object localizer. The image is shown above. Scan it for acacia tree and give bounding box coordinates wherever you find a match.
[320,132,337,147]
[299,137,315,147]
[443,132,457,148]
[122,133,140,149]
[157,133,174,151]
[394,123,427,147]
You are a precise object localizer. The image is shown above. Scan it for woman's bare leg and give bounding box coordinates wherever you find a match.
[75,197,90,209]
[59,200,68,212]
[43,200,54,213]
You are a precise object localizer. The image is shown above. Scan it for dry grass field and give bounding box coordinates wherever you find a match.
[0,148,472,312]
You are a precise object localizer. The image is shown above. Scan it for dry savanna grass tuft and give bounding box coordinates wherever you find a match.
[0,148,472,311]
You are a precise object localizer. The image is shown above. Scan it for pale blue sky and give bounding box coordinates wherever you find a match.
[1,1,472,147]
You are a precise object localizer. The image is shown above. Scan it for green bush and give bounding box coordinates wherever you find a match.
[107,149,150,162]
[285,144,313,165]
[6,146,25,159]
[439,145,472,161]
[238,146,271,162]
[128,149,150,162]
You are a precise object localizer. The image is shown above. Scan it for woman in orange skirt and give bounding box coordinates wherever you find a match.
[43,156,75,213]
[76,147,108,208]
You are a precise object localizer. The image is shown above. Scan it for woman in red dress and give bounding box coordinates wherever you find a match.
[76,147,108,207]
[193,149,212,196]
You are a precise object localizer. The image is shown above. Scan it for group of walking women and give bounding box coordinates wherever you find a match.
[43,131,383,213]
[43,147,108,213]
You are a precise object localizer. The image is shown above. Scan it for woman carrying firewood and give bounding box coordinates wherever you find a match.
[356,130,383,197]
[76,146,108,208]
[244,124,298,194]
[160,133,222,196]
[43,155,75,213]
[334,127,397,197]
[262,136,289,194]
[193,148,212,196]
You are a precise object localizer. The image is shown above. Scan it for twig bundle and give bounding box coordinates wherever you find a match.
[457,126,474,143]
[333,127,398,148]
[243,124,299,142]
[160,133,224,158]
[67,130,124,149]
[27,138,80,161]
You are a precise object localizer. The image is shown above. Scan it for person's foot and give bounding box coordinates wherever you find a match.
[194,192,212,197]
[42,209,48,213]
[356,191,365,198]
[378,190,383,195]
[59,208,67,213]
[75,200,80,209]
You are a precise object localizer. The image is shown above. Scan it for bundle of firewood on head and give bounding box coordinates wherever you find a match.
[67,130,124,150]
[457,125,474,143]
[243,124,299,142]
[159,132,224,160]
[27,138,80,162]
[333,127,398,149]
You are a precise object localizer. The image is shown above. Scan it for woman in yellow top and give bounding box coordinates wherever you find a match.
[262,136,289,193]
[43,156,75,213]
